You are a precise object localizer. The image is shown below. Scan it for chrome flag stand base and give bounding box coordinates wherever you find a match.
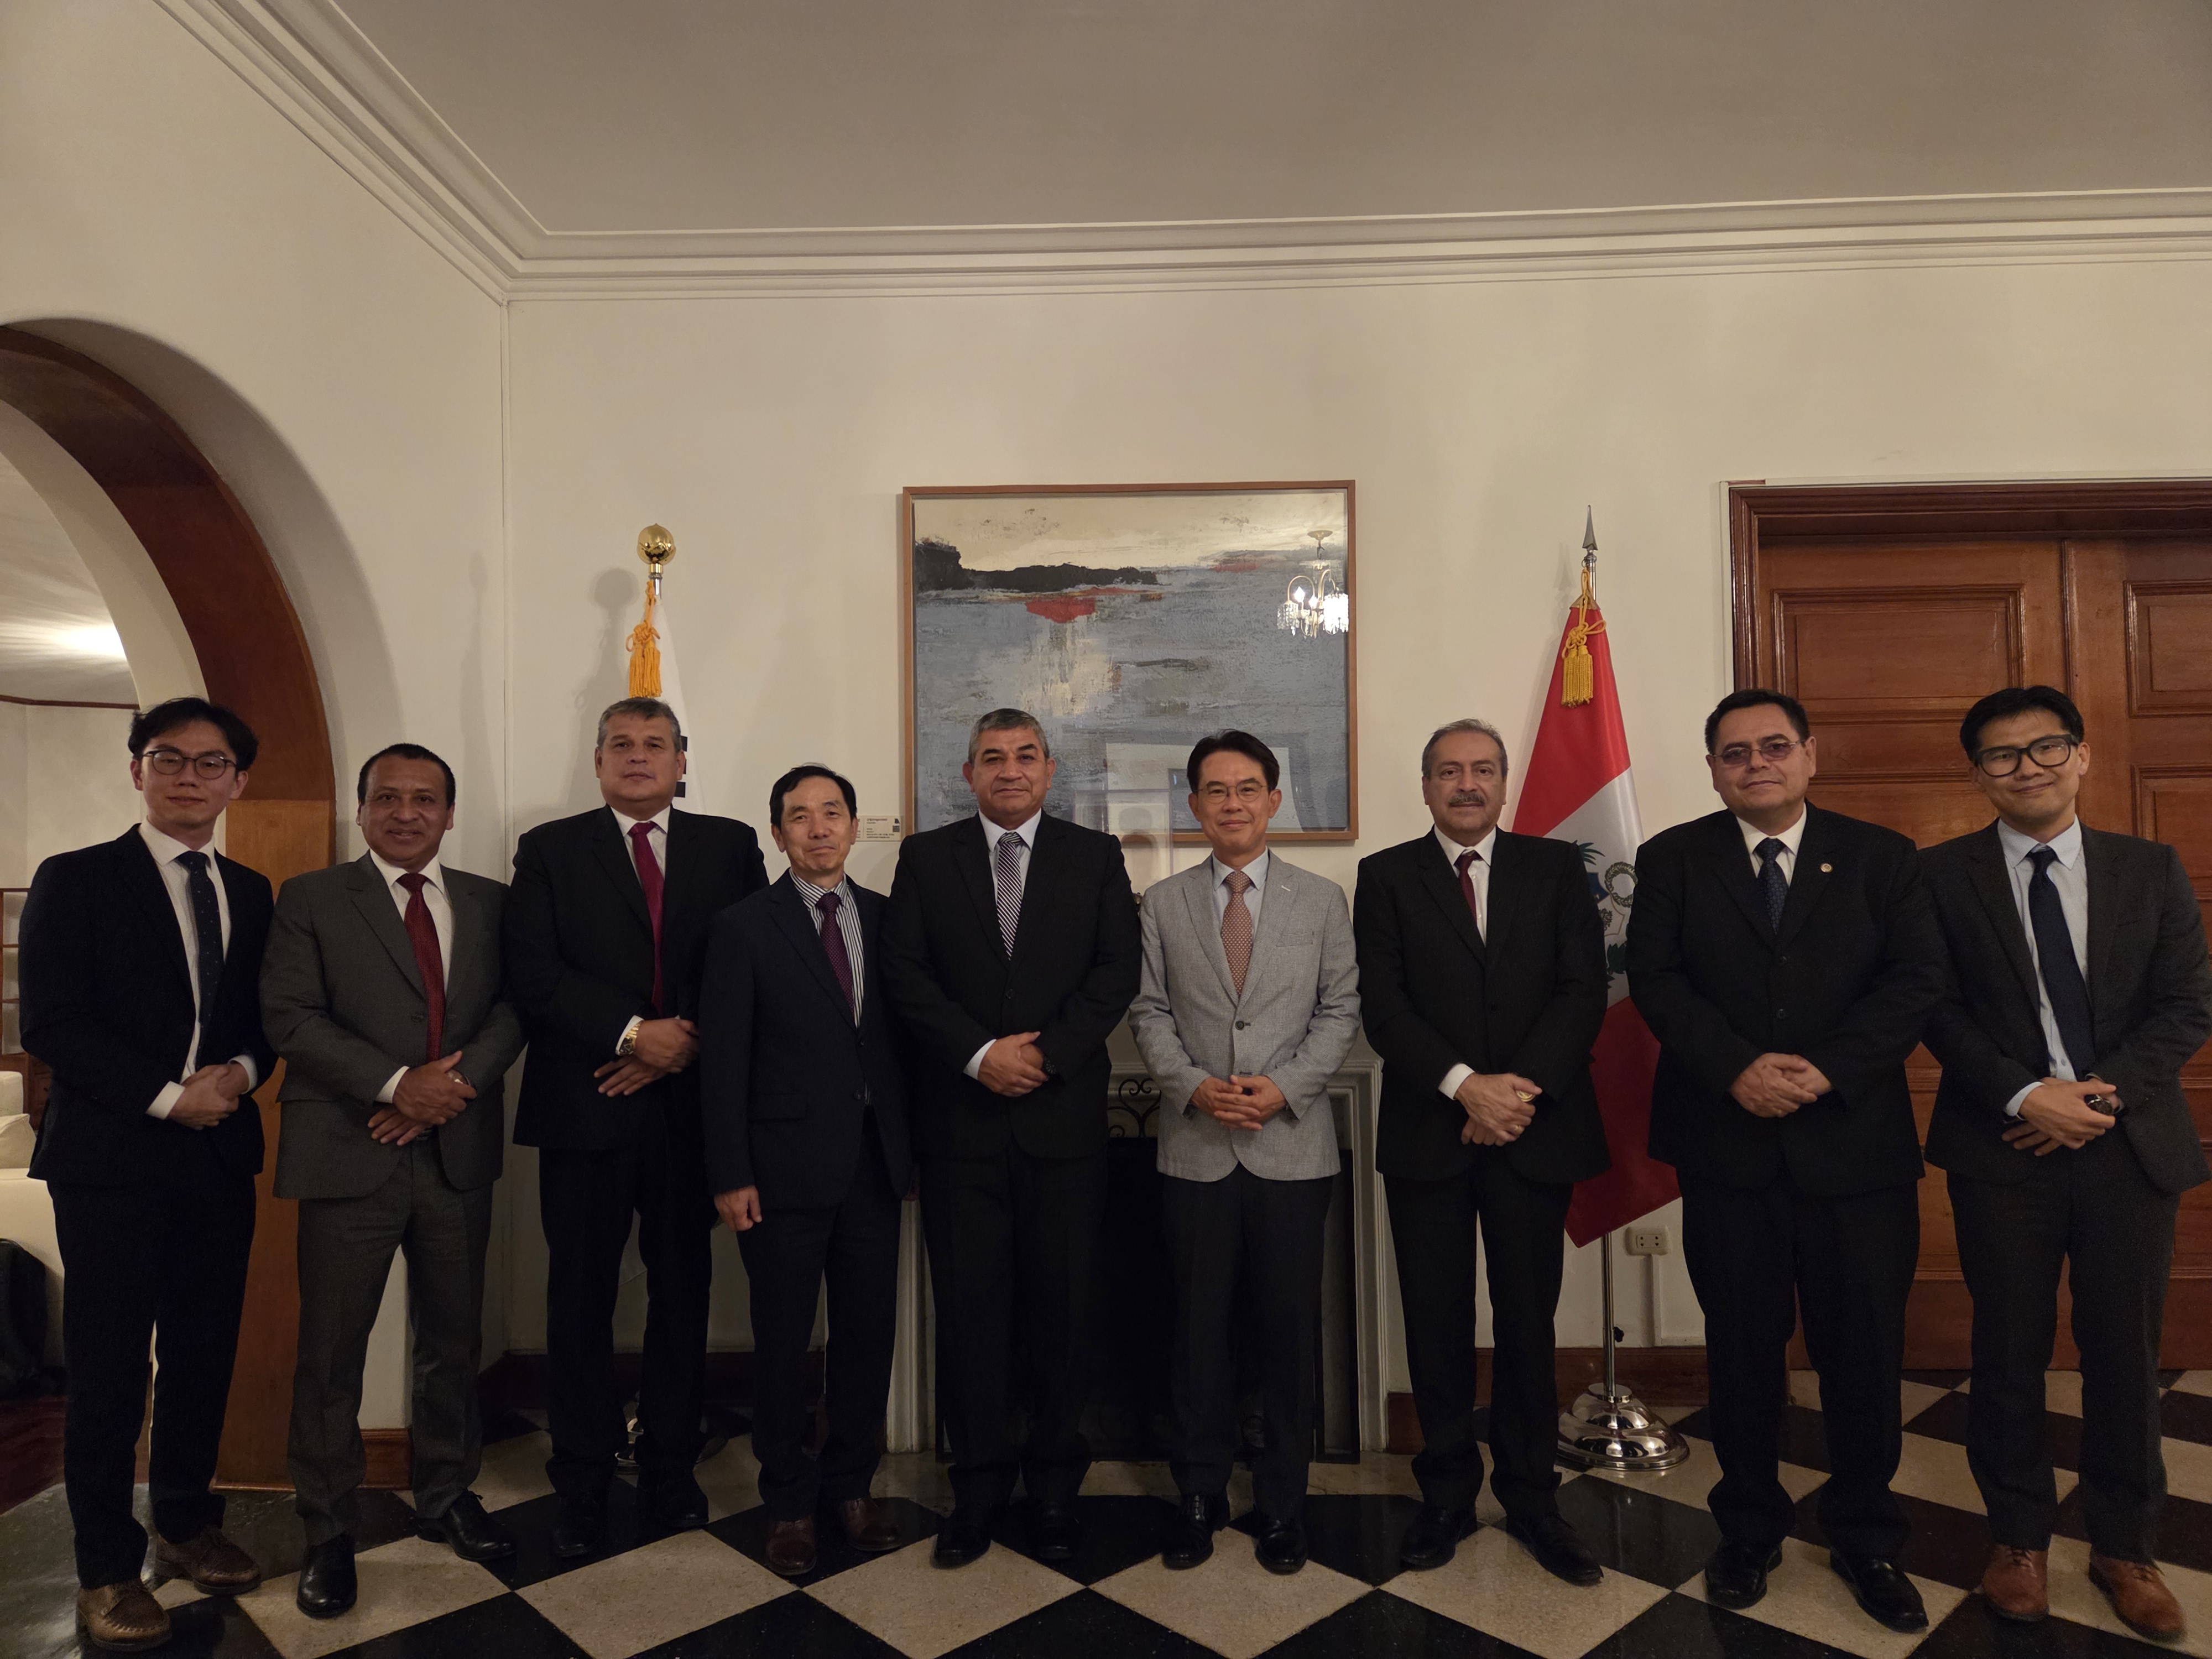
[1556,1233,1691,1473]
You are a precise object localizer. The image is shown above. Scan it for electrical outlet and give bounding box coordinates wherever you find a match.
[859,814,903,841]
[1624,1226,1670,1257]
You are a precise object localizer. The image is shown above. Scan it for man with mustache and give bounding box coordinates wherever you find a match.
[1353,719,1611,1583]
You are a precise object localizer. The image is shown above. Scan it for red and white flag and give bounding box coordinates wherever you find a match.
[1510,567,1677,1247]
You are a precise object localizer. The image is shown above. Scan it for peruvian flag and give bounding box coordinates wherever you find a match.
[1510,576,1677,1247]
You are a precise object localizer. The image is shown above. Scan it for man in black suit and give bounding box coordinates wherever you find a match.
[881,708,1141,1568]
[1354,718,1610,1584]
[701,764,912,1578]
[262,745,527,1618]
[1627,688,1945,1633]
[1923,686,2209,1641]
[20,697,276,1652]
[506,697,769,1553]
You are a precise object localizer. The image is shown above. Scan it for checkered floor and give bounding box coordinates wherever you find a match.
[4,1371,2210,1659]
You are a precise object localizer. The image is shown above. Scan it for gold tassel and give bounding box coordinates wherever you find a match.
[1559,564,1605,708]
[625,581,662,698]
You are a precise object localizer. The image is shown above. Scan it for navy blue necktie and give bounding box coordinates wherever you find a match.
[174,849,226,1032]
[1755,838,1789,933]
[2026,846,2096,1078]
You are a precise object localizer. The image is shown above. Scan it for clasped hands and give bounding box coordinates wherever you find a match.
[369,1050,476,1145]
[1455,1071,1541,1144]
[594,1016,699,1097]
[1731,1053,1833,1118]
[1190,1074,1287,1131]
[2005,1077,2120,1156]
[978,1032,1050,1097]
[168,1060,254,1128]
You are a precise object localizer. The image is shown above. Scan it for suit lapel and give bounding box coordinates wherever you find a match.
[1963,823,2042,1009]
[769,875,853,1018]
[1182,861,1240,1004]
[591,807,655,937]
[1008,816,1066,968]
[2084,827,2122,1019]
[1705,814,1776,943]
[442,870,485,1012]
[346,857,425,995]
[951,817,1008,956]
[1481,834,1531,962]
[1772,809,1836,949]
[1413,836,1486,964]
[118,829,194,993]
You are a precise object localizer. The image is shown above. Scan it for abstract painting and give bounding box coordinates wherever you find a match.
[901,483,1356,843]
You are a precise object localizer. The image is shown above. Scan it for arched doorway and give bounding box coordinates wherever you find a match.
[0,325,334,1485]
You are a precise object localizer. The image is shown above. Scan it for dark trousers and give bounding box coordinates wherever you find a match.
[920,1144,1104,1512]
[538,1101,714,1500]
[737,1141,903,1520]
[1949,1132,2178,1560]
[1681,1169,1919,1559]
[1161,1164,1333,1521]
[290,1143,494,1545]
[49,1154,257,1587]
[1386,1156,1572,1519]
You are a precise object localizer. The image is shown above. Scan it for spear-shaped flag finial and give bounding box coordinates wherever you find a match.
[1562,508,1606,706]
[1583,507,1598,561]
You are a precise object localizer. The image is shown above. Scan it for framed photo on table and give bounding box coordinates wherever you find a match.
[900,482,1357,847]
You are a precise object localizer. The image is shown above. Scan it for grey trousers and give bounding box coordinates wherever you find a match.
[289,1142,493,1545]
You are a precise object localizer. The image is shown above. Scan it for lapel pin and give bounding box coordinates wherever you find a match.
[1820,863,1833,873]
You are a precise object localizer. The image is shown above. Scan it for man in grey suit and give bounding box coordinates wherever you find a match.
[1129,731,1360,1576]
[261,745,525,1619]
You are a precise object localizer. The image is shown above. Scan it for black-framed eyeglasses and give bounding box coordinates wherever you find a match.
[140,747,238,780]
[1974,734,2078,777]
[1714,737,1803,769]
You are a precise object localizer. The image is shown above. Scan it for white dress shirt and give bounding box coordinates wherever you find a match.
[139,822,259,1119]
[1736,809,1807,882]
[367,852,453,1104]
[1997,817,2091,1117]
[790,869,865,1025]
[1433,826,1498,1102]
[1208,848,1270,932]
[965,809,1045,1078]
[613,804,673,1056]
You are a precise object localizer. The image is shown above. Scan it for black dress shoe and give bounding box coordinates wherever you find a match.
[1255,1515,1307,1575]
[1400,1505,1478,1571]
[1162,1494,1229,1570]
[1032,1500,1083,1564]
[639,1470,709,1531]
[933,1507,994,1569]
[1831,1553,1928,1632]
[551,1497,606,1560]
[1705,1542,1783,1609]
[295,1536,356,1620]
[417,1492,517,1562]
[1505,1512,1603,1587]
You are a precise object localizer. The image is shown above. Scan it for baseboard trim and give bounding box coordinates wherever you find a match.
[1385,1347,1709,1454]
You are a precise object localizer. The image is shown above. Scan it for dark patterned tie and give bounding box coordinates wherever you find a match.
[1455,849,1484,941]
[1221,868,1254,997]
[173,850,225,1033]
[397,872,447,1061]
[2026,846,2096,1077]
[630,821,666,1013]
[1756,838,1789,933]
[816,891,856,1019]
[993,831,1024,956]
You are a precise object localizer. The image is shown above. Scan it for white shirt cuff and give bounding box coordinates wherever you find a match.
[1440,1063,1475,1101]
[233,1056,260,1092]
[149,1082,182,1119]
[618,1015,644,1057]
[964,1040,994,1080]
[2003,1081,2036,1119]
[377,1067,406,1105]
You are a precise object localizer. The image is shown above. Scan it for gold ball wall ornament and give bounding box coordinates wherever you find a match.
[637,524,675,568]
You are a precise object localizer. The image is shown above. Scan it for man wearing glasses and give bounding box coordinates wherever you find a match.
[1922,687,2209,1640]
[20,698,276,1651]
[1626,690,1944,1633]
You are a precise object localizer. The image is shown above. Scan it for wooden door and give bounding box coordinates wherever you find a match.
[1733,487,2212,1368]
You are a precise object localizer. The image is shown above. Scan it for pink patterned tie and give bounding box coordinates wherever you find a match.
[630,821,666,1013]
[1222,868,1254,998]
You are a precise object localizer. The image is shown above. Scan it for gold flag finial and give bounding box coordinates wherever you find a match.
[627,524,674,697]
[1559,511,1605,707]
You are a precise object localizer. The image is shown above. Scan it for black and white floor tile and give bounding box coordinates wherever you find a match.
[6,1373,2210,1659]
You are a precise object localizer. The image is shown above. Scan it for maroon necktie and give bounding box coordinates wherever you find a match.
[397,872,446,1060]
[630,821,666,1013]
[1456,848,1485,941]
[816,891,855,1018]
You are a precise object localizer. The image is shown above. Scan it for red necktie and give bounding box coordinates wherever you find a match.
[397,872,446,1060]
[1456,849,1484,940]
[816,891,855,1018]
[630,821,666,1014]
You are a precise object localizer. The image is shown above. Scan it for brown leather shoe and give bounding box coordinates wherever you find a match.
[1979,1545,2048,1622]
[150,1525,262,1594]
[765,1516,817,1578]
[2090,1554,2185,1641]
[833,1498,901,1553]
[76,1581,170,1653]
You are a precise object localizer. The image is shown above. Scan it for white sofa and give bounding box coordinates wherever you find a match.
[0,1069,64,1365]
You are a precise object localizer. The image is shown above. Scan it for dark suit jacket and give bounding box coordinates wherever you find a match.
[1922,822,2212,1194]
[261,856,526,1199]
[881,812,1141,1161]
[1354,830,1610,1185]
[20,827,276,1186]
[1626,804,1945,1196]
[505,805,769,1153]
[698,875,912,1208]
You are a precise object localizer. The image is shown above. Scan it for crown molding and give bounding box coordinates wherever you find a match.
[166,0,2212,302]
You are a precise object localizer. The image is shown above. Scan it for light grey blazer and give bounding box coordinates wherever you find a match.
[1129,853,1360,1182]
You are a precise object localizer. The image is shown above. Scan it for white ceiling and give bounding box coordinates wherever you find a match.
[330,0,2212,234]
[0,454,136,705]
